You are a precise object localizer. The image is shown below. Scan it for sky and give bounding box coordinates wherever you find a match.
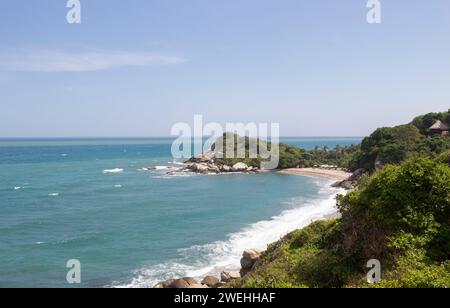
[0,0,449,137]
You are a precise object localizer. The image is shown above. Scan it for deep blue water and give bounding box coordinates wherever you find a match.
[0,137,361,288]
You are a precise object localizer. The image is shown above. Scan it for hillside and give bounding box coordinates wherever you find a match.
[229,111,450,288]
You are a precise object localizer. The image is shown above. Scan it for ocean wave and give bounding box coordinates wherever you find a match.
[114,182,344,288]
[48,193,59,197]
[14,186,21,190]
[103,168,124,174]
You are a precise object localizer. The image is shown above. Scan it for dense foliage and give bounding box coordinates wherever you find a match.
[213,110,450,171]
[230,157,450,288]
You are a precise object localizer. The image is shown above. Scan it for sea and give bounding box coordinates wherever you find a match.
[0,137,361,288]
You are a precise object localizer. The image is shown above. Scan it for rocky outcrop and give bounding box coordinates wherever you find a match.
[220,271,241,283]
[201,276,220,288]
[169,279,191,288]
[348,168,366,181]
[332,168,367,190]
[332,180,354,190]
[166,151,259,175]
[153,247,264,288]
[240,249,262,277]
[154,277,199,289]
[232,163,249,172]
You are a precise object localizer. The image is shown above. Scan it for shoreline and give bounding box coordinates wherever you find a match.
[149,171,348,288]
[277,167,352,182]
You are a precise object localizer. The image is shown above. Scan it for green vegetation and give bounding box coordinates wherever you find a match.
[230,157,450,288]
[212,133,360,169]
[300,110,450,171]
[228,110,450,289]
[213,110,450,171]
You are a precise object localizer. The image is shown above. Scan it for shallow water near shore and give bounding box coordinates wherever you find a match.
[0,137,359,288]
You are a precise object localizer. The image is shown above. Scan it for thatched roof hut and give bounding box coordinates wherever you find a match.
[429,120,449,136]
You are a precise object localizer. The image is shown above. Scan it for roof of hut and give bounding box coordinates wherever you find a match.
[429,120,449,131]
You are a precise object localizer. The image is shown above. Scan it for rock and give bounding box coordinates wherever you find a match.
[331,181,341,188]
[240,249,262,277]
[332,180,354,190]
[240,249,261,269]
[207,164,221,173]
[187,284,209,289]
[153,279,175,288]
[191,163,209,173]
[232,163,248,172]
[182,277,198,286]
[349,168,366,181]
[201,276,220,287]
[340,180,354,190]
[169,279,191,288]
[213,282,226,288]
[221,165,231,172]
[220,271,241,282]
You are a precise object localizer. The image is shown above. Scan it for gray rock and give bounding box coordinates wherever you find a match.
[349,168,366,181]
[232,163,248,172]
[339,180,354,190]
[182,277,198,286]
[191,163,209,173]
[220,271,241,282]
[221,165,231,172]
[240,249,261,269]
[169,279,191,288]
[153,279,175,288]
[187,284,209,289]
[201,276,220,287]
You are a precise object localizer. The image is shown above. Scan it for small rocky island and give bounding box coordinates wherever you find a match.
[162,150,261,175]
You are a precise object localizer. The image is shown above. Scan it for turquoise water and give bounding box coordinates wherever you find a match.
[0,137,361,288]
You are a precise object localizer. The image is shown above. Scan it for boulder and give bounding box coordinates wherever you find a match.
[220,271,241,282]
[153,279,175,288]
[240,249,261,269]
[232,163,248,172]
[221,165,231,172]
[201,276,220,287]
[332,180,354,190]
[340,180,354,190]
[240,249,262,277]
[187,284,209,289]
[182,277,198,286]
[169,279,191,288]
[191,163,209,173]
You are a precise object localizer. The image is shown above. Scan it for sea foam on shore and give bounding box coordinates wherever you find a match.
[116,179,344,288]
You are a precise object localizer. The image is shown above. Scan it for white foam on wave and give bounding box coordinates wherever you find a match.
[14,186,21,190]
[114,181,345,288]
[114,185,122,188]
[154,166,172,170]
[48,193,59,197]
[103,168,124,174]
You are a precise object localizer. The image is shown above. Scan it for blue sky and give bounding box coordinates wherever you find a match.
[0,0,449,137]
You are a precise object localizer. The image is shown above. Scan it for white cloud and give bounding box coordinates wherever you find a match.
[0,48,187,73]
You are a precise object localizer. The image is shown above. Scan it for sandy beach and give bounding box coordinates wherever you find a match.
[278,168,352,182]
